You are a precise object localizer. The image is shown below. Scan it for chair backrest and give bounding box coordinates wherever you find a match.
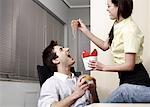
[37,65,54,87]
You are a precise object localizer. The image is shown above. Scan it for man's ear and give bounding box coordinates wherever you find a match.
[52,58,59,64]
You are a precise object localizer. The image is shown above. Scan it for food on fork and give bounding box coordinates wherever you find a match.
[71,19,80,31]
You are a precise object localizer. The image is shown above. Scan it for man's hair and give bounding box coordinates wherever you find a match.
[112,0,133,19]
[42,40,58,72]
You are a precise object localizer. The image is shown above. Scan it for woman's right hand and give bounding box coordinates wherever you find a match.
[78,19,89,33]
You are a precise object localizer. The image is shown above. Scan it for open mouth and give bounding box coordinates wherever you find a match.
[67,53,74,60]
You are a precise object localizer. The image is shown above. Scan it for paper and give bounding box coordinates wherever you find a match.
[81,49,98,71]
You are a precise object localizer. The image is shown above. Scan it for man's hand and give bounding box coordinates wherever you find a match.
[79,75,99,103]
[71,76,89,99]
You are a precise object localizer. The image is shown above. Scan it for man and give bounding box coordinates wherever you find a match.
[38,40,99,107]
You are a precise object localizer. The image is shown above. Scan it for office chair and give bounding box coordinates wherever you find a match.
[37,65,54,87]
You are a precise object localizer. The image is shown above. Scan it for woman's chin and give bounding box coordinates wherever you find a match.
[109,16,116,20]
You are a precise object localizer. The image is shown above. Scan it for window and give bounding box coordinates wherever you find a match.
[0,0,64,81]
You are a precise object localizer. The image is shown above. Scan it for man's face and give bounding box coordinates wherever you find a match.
[53,45,75,66]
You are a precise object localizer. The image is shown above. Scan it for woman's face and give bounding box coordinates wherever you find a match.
[107,0,118,20]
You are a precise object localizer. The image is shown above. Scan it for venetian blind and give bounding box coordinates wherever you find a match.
[0,0,14,76]
[0,0,64,80]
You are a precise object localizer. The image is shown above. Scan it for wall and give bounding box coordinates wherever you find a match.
[0,81,40,107]
[90,0,150,101]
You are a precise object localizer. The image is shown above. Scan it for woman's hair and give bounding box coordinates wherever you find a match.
[108,0,133,45]
[42,40,58,72]
[112,0,133,19]
[108,25,114,46]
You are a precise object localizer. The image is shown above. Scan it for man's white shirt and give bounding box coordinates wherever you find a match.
[38,72,92,107]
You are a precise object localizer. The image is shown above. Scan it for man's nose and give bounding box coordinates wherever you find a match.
[65,48,69,51]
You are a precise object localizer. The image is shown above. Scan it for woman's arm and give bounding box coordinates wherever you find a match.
[89,53,136,72]
[83,30,110,51]
[78,20,109,51]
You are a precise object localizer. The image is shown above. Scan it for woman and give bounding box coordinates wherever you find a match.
[73,0,150,102]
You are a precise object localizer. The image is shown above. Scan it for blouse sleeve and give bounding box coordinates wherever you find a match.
[123,26,144,53]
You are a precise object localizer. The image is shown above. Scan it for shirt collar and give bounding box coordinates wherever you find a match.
[54,72,75,81]
[114,16,132,29]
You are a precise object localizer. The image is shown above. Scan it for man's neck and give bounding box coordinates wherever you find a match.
[57,65,72,76]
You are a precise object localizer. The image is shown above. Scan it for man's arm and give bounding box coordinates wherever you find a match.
[51,95,77,107]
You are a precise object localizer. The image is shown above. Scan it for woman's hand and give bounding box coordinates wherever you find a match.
[88,60,105,71]
[78,19,89,33]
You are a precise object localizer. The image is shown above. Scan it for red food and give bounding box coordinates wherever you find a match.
[91,49,97,56]
[82,49,97,58]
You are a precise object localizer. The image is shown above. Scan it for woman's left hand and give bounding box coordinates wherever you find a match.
[88,60,104,71]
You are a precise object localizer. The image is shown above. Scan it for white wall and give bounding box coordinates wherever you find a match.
[90,0,150,101]
[0,81,40,107]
